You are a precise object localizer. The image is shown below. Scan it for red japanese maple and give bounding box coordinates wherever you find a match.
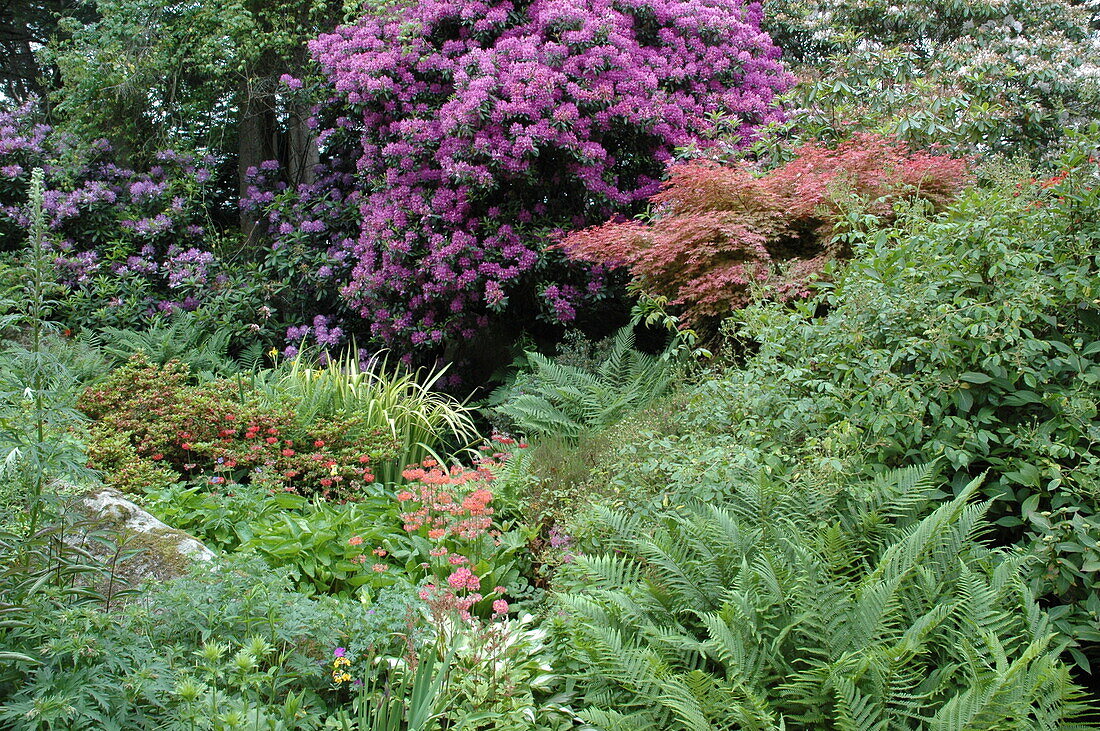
[558,134,972,328]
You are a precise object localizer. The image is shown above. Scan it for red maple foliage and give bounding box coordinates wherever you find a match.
[557,134,972,329]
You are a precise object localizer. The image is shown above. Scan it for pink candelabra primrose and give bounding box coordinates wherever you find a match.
[375,456,516,619]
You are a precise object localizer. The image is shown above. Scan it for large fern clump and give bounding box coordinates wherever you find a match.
[489,326,673,441]
[554,465,1096,729]
[100,312,248,378]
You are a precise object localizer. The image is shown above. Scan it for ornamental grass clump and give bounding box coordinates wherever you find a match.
[255,348,479,485]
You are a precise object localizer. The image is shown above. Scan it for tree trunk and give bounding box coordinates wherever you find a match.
[285,102,319,188]
[237,76,276,244]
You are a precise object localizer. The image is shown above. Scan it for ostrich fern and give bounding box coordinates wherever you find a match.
[101,312,237,378]
[555,465,1096,729]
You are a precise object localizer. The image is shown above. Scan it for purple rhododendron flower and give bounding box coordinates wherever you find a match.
[296,0,791,355]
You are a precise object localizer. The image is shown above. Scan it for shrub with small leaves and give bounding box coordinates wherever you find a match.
[79,354,395,498]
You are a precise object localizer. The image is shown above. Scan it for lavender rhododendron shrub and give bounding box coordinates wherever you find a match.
[302,0,793,356]
[0,99,227,328]
[0,100,322,342]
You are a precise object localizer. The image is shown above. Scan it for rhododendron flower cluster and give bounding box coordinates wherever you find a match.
[303,0,792,355]
[240,158,360,352]
[559,133,972,329]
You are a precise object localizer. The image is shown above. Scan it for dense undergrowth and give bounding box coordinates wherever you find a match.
[2,0,1100,728]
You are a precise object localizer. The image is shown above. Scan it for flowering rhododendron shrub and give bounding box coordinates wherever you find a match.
[0,100,215,273]
[762,0,1099,155]
[303,0,792,356]
[558,134,972,329]
[0,99,322,342]
[0,99,257,332]
[239,157,360,353]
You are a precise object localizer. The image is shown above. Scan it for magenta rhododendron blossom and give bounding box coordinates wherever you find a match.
[305,0,792,354]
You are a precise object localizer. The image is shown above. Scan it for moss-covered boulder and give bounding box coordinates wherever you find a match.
[76,487,215,585]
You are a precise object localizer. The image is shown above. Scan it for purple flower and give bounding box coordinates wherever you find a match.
[279,74,304,90]
[293,0,790,355]
[549,527,572,549]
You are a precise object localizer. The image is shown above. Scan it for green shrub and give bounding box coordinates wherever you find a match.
[650,146,1100,670]
[0,169,101,536]
[554,466,1097,728]
[140,480,309,551]
[490,398,687,530]
[759,0,1097,156]
[0,556,422,730]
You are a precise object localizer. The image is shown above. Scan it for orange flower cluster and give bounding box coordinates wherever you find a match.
[397,459,497,541]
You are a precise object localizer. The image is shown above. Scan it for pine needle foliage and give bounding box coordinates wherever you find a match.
[554,465,1096,729]
[489,326,673,441]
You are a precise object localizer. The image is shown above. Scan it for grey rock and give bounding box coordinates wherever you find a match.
[74,487,215,588]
